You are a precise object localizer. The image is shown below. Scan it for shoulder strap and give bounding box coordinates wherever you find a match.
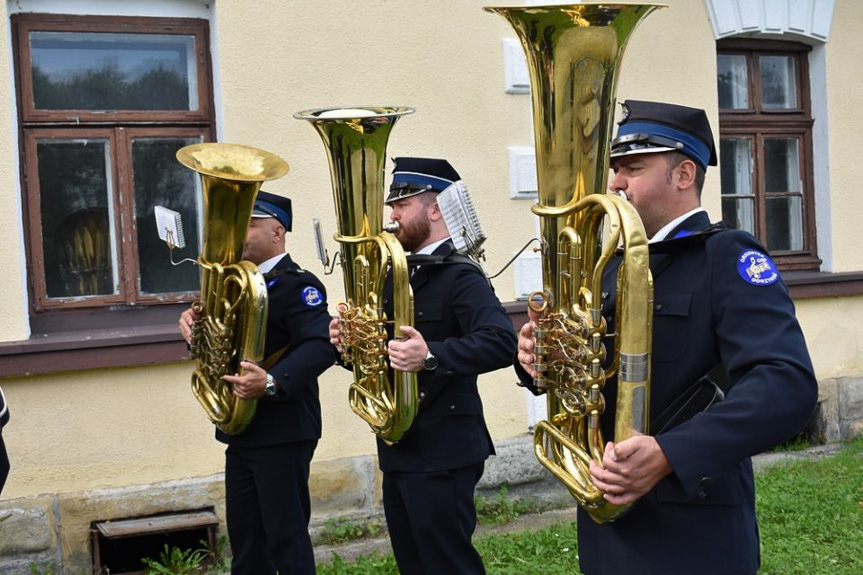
[406,253,491,286]
[649,222,728,254]
[260,345,290,371]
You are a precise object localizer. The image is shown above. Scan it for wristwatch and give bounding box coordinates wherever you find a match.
[264,373,277,396]
[422,349,438,371]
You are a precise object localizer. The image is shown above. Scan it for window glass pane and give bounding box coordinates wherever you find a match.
[760,55,798,109]
[720,138,753,196]
[30,32,198,111]
[764,138,801,193]
[717,54,749,109]
[766,196,803,251]
[722,197,755,235]
[133,137,203,294]
[36,139,118,298]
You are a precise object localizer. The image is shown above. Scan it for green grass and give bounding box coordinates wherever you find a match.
[474,486,552,527]
[317,516,385,545]
[757,439,863,574]
[318,439,863,575]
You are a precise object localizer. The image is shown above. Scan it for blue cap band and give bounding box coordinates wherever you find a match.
[391,171,454,193]
[613,121,712,170]
[254,200,292,231]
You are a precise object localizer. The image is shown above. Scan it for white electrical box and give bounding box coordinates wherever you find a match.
[508,146,538,199]
[502,38,530,94]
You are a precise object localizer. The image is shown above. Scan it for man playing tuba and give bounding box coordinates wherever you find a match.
[179,191,335,575]
[330,158,517,575]
[516,101,818,575]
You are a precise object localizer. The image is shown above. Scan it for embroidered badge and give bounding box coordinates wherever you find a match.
[302,286,323,306]
[736,250,779,286]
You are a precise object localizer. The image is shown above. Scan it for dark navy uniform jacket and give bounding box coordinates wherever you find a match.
[216,254,336,448]
[377,240,517,473]
[520,211,818,574]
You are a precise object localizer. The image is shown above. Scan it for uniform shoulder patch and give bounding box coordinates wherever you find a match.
[301,285,324,306]
[736,249,779,286]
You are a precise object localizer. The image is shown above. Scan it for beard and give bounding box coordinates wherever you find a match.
[396,215,431,253]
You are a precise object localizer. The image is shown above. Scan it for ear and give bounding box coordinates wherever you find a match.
[674,159,697,191]
[428,199,444,222]
[272,222,286,243]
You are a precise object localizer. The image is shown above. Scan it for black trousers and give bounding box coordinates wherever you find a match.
[225,439,317,575]
[382,463,486,575]
[0,433,8,495]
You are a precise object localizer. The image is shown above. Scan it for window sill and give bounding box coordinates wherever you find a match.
[0,324,190,378]
[0,304,192,378]
[784,270,863,299]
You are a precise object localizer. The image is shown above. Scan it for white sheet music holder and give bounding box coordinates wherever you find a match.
[437,180,487,261]
[154,205,196,266]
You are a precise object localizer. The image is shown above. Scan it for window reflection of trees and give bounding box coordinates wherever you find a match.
[31,63,189,111]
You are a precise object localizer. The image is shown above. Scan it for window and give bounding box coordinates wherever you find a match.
[716,39,819,270]
[12,14,214,313]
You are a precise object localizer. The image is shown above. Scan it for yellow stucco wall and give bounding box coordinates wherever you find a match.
[825,0,863,272]
[1,1,861,501]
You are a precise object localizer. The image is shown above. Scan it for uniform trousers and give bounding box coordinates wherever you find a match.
[225,439,317,575]
[382,462,485,575]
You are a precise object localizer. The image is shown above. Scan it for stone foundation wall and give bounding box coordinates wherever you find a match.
[2,377,860,574]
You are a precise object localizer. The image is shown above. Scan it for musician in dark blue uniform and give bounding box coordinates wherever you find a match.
[330,158,517,574]
[179,191,335,575]
[516,101,818,574]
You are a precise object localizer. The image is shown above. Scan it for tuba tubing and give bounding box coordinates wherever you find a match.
[486,3,661,523]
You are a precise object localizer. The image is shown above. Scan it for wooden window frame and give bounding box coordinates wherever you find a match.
[11,13,215,321]
[13,13,213,125]
[717,38,820,271]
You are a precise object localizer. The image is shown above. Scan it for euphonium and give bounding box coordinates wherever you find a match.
[176,143,289,435]
[294,107,417,444]
[485,3,662,522]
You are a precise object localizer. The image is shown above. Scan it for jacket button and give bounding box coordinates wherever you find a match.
[417,311,424,317]
[449,405,455,410]
[655,303,663,311]
[419,390,426,399]
[699,477,712,488]
[697,491,707,500]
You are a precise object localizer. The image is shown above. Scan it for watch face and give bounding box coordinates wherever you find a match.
[423,355,438,371]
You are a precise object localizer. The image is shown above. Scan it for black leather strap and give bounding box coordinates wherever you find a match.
[651,364,729,434]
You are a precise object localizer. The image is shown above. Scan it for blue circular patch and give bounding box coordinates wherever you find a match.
[736,249,779,286]
[302,286,323,306]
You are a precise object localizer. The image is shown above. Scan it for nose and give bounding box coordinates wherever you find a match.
[609,171,627,194]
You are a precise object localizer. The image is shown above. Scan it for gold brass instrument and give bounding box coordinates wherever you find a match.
[294,107,417,444]
[485,3,661,522]
[176,143,289,435]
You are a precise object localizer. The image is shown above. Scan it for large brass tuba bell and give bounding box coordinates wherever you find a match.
[485,3,662,522]
[177,143,289,435]
[295,107,417,444]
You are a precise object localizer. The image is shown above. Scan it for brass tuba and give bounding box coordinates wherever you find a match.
[485,3,661,522]
[176,143,289,435]
[294,107,417,444]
